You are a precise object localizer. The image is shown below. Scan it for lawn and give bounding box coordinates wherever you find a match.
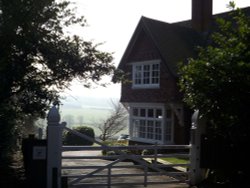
[162,157,189,164]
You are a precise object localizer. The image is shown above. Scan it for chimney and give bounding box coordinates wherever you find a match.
[192,0,213,32]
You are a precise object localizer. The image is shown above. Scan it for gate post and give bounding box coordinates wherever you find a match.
[47,105,65,188]
[189,110,206,185]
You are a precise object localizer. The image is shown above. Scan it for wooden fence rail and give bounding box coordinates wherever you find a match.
[61,127,191,187]
[46,105,206,188]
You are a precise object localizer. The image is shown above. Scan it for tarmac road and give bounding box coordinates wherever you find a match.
[62,151,189,188]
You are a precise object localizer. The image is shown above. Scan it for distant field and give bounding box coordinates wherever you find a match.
[36,96,128,139]
[60,107,128,137]
[61,107,111,123]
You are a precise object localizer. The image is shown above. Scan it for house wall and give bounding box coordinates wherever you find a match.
[120,28,191,145]
[120,29,182,104]
[183,106,193,144]
[173,109,192,144]
[174,113,185,144]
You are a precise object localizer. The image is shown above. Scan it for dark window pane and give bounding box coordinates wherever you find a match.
[140,109,146,117]
[148,109,154,117]
[133,108,138,116]
[156,109,162,118]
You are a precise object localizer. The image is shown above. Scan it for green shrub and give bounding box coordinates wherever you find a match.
[105,151,116,156]
[102,142,142,156]
[141,149,154,155]
[102,142,127,155]
[63,126,95,145]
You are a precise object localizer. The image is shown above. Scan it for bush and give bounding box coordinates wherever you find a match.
[63,126,95,145]
[141,149,154,155]
[102,141,127,156]
[102,142,142,156]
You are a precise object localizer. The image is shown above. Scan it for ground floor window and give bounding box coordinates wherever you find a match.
[132,119,162,141]
[130,105,172,143]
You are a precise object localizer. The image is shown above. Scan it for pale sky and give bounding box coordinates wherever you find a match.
[63,0,250,100]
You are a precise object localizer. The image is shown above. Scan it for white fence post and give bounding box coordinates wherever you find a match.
[47,105,65,188]
[189,110,206,185]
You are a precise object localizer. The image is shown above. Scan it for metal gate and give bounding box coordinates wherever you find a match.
[61,126,190,187]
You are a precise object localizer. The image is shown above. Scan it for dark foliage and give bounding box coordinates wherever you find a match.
[0,0,114,158]
[179,3,250,185]
[63,126,95,146]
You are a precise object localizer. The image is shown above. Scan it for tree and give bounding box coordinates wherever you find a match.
[179,3,250,134]
[179,3,250,184]
[0,0,114,159]
[97,101,128,141]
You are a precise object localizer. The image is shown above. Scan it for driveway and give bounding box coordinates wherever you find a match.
[62,151,189,188]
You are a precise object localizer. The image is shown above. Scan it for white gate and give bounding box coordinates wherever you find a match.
[46,105,204,188]
[62,127,190,187]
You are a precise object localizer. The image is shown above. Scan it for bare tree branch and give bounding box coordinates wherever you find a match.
[97,100,128,141]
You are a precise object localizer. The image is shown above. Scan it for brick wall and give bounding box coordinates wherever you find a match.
[120,29,182,103]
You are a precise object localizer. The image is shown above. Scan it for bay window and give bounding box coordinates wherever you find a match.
[130,106,165,143]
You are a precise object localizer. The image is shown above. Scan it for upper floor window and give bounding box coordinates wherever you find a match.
[132,60,160,88]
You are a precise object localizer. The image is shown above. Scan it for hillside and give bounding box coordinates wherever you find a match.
[59,96,128,137]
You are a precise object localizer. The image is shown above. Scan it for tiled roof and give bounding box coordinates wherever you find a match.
[141,16,203,76]
[176,6,250,29]
[118,16,203,77]
[118,7,250,76]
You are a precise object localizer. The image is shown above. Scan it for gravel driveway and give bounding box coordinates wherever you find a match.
[62,151,189,188]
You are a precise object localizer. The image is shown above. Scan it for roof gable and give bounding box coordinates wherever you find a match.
[126,28,160,62]
[118,16,203,76]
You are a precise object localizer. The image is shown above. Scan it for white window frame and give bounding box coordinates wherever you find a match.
[129,103,172,144]
[132,60,160,89]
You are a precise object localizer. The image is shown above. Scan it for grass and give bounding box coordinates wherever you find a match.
[162,157,189,164]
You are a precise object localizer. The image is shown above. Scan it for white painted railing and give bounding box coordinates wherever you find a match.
[46,105,205,188]
[61,126,190,187]
[62,144,190,187]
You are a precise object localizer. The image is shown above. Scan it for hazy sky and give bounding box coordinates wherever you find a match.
[63,0,250,101]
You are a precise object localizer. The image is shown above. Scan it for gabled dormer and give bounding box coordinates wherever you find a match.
[118,16,202,104]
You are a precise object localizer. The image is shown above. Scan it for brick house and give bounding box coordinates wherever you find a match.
[117,0,250,145]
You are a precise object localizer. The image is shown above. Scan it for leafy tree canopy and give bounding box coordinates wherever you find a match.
[179,2,250,136]
[0,0,114,156]
[0,0,115,117]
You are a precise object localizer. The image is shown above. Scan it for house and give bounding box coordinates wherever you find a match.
[117,0,250,145]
